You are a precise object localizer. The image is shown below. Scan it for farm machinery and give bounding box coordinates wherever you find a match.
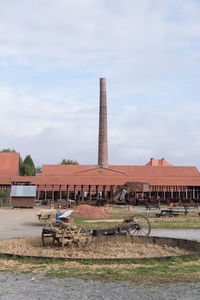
[41,214,151,248]
[96,181,150,206]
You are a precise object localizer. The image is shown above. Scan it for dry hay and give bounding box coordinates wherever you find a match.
[0,236,194,259]
[148,215,200,223]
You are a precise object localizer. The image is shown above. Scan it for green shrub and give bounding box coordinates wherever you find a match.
[0,188,10,206]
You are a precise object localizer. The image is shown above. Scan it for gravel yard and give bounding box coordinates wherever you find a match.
[0,272,200,300]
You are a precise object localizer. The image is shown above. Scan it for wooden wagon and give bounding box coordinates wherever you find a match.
[41,214,151,248]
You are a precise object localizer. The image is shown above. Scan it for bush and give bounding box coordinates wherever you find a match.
[0,188,10,206]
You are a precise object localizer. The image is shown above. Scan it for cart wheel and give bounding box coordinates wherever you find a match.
[61,224,91,248]
[41,231,56,247]
[41,222,59,247]
[61,228,73,248]
[76,225,92,248]
[124,214,151,236]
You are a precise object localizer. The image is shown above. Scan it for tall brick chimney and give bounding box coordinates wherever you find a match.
[98,78,108,168]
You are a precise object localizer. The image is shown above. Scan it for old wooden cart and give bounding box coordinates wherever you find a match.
[42,223,91,248]
[41,214,151,248]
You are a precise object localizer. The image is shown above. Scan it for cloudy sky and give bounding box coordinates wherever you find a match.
[1,0,200,168]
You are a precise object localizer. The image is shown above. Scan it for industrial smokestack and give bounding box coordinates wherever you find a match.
[98,78,108,168]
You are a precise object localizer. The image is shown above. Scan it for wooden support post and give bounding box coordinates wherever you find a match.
[81,185,84,202]
[186,187,188,199]
[52,185,54,204]
[103,185,107,199]
[88,185,91,201]
[67,185,69,201]
[74,185,77,199]
[37,185,40,200]
[110,185,114,198]
[44,185,47,202]
[96,185,99,200]
[59,185,62,201]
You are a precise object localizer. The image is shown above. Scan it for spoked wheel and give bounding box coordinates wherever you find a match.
[124,214,151,236]
[61,224,91,248]
[42,230,56,247]
[41,222,61,247]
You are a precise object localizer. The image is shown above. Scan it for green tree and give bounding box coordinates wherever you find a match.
[35,166,42,173]
[60,159,79,165]
[20,155,36,176]
[0,148,16,153]
[19,156,23,175]
[0,149,37,176]
[0,188,10,206]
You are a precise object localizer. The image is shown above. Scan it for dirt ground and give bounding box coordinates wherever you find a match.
[1,207,200,240]
[0,207,45,240]
[0,236,194,259]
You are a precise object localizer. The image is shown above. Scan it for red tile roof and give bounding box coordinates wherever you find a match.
[40,164,199,178]
[1,158,200,187]
[2,172,199,187]
[109,165,199,177]
[0,153,19,176]
[40,165,99,176]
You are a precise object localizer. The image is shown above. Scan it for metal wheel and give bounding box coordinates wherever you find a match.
[124,214,151,236]
[61,224,91,248]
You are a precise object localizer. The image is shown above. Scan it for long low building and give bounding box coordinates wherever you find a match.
[1,153,200,203]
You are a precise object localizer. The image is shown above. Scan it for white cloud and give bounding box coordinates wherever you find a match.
[0,85,98,135]
[0,84,99,164]
[0,1,200,167]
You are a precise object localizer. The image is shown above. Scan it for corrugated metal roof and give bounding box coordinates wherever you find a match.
[11,185,36,197]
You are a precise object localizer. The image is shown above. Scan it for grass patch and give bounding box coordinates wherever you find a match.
[83,222,121,229]
[80,217,200,230]
[1,254,200,283]
[70,216,91,224]
[72,205,200,230]
[151,220,200,229]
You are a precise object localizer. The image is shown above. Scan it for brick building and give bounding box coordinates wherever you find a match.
[0,154,200,204]
[0,78,200,204]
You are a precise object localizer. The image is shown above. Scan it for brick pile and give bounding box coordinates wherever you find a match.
[71,204,111,218]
